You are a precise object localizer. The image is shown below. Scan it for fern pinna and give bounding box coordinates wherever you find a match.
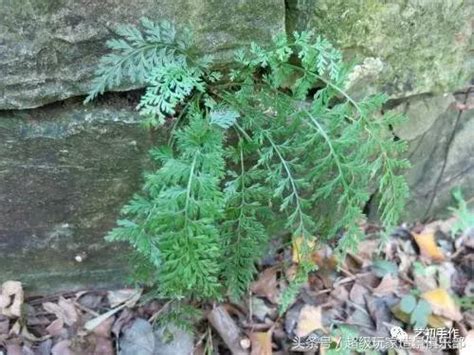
[87,18,409,309]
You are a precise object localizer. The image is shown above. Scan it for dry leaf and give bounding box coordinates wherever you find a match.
[107,289,138,308]
[51,340,73,355]
[295,305,323,337]
[413,266,438,292]
[330,285,349,303]
[250,330,272,355]
[20,324,50,342]
[43,297,78,326]
[85,288,142,332]
[5,342,23,355]
[421,288,462,321]
[292,236,316,264]
[250,267,279,304]
[0,281,23,318]
[93,315,115,338]
[9,320,20,336]
[0,315,9,335]
[284,264,298,283]
[46,318,64,337]
[373,275,399,296]
[423,217,458,236]
[413,232,445,262]
[427,314,452,328]
[366,296,391,336]
[353,239,380,267]
[349,283,367,305]
[112,308,133,338]
[312,245,337,269]
[94,335,115,355]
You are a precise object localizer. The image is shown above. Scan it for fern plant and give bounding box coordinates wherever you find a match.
[87,18,409,309]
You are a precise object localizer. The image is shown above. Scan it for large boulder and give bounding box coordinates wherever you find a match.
[287,0,473,98]
[0,95,153,290]
[0,0,285,109]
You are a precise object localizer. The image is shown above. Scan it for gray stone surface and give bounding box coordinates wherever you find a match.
[119,318,193,355]
[0,95,154,291]
[0,0,286,109]
[393,91,474,221]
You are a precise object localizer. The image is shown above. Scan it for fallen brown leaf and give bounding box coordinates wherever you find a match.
[292,236,316,264]
[427,314,452,328]
[330,285,349,303]
[112,308,133,338]
[250,330,272,355]
[251,267,279,304]
[0,281,23,318]
[93,314,115,338]
[5,342,23,355]
[51,340,73,355]
[373,275,399,296]
[43,297,78,326]
[85,289,142,332]
[366,296,391,336]
[46,318,64,337]
[311,245,338,269]
[423,217,458,236]
[349,283,367,305]
[107,289,138,308]
[353,239,380,267]
[36,339,53,355]
[421,288,462,321]
[295,305,323,337]
[93,335,115,355]
[0,315,9,335]
[413,232,445,262]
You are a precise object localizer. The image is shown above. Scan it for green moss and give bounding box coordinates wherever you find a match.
[288,0,473,96]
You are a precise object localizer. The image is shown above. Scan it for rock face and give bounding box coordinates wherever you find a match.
[287,0,473,98]
[0,96,153,290]
[393,90,474,220]
[0,0,473,290]
[0,0,285,109]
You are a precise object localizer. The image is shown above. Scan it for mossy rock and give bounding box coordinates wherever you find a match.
[287,0,473,98]
[0,0,285,109]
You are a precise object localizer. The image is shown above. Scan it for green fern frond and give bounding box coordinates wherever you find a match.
[88,22,409,312]
[85,18,193,103]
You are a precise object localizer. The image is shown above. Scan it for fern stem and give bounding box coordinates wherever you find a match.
[282,62,362,115]
[302,109,350,191]
[184,155,197,227]
[264,133,308,236]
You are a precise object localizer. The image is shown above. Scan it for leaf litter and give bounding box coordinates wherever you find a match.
[0,213,473,354]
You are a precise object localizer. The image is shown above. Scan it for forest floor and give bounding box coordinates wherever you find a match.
[1,212,473,354]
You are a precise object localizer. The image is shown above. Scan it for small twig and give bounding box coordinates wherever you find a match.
[248,291,253,323]
[73,301,100,317]
[148,300,173,324]
[333,271,372,288]
[193,327,210,352]
[207,305,249,355]
[241,322,272,331]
